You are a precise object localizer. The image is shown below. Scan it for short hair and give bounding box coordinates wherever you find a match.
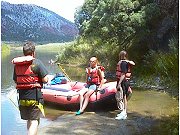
[23,41,35,56]
[119,50,128,60]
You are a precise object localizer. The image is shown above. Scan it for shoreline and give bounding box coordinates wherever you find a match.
[37,110,168,135]
[38,89,178,135]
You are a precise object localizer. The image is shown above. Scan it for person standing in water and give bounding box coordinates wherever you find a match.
[12,41,49,135]
[115,50,135,120]
[76,56,105,115]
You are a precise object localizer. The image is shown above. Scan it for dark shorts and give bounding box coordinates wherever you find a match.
[117,80,130,97]
[19,105,42,120]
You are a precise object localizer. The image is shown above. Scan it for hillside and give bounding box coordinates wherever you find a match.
[1,1,79,43]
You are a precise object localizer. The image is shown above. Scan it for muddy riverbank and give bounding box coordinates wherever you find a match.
[38,111,178,135]
[38,111,156,135]
[38,90,178,135]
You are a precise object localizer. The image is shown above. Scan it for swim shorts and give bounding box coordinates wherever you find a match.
[19,104,43,120]
[85,84,97,91]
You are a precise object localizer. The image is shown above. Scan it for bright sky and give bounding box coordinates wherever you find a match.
[1,0,85,22]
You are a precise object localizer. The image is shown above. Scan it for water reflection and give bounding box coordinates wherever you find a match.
[1,92,26,135]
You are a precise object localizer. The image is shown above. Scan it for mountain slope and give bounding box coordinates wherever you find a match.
[1,1,79,43]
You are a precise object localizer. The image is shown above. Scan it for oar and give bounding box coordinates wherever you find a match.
[57,63,72,82]
[7,89,19,110]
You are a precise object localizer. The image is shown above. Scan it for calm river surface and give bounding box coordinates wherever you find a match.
[1,49,178,135]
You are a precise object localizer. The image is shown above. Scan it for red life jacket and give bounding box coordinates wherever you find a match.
[116,60,132,80]
[86,66,105,85]
[12,56,42,90]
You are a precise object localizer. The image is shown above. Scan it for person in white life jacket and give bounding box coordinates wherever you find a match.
[76,57,105,115]
[115,50,135,120]
[12,41,49,135]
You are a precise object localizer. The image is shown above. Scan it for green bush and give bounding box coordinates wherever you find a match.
[139,37,179,93]
[1,43,10,58]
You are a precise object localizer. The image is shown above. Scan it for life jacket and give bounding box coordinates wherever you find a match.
[86,66,105,85]
[116,60,133,80]
[12,56,42,90]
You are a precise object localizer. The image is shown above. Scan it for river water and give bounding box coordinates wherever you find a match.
[1,49,178,135]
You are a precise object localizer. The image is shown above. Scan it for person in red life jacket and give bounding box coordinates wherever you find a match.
[115,50,135,120]
[12,41,49,135]
[76,57,105,115]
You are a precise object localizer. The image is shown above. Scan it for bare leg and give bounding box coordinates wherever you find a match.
[79,92,84,109]
[27,120,31,131]
[27,120,39,135]
[79,88,88,110]
[80,90,94,112]
[123,95,127,113]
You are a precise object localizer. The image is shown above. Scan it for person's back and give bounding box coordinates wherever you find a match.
[12,41,48,135]
[115,50,135,120]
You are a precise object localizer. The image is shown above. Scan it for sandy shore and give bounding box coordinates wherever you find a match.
[38,111,157,135]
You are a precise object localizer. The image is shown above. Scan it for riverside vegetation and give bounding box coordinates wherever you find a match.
[1,43,10,58]
[2,0,178,134]
[56,0,178,97]
[56,1,178,134]
[2,41,178,134]
[54,40,179,135]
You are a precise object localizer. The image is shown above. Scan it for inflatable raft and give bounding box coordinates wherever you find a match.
[41,75,117,107]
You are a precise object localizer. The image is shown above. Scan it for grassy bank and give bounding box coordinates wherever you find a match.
[1,43,10,58]
[8,42,73,52]
[35,42,74,52]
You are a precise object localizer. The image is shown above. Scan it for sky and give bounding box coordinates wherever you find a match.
[1,0,85,22]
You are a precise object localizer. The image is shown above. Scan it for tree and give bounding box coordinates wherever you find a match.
[75,0,160,51]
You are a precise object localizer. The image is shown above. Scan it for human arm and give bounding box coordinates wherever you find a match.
[42,75,48,83]
[33,59,49,83]
[98,69,104,89]
[122,60,135,66]
[85,67,90,83]
[117,74,125,89]
[128,60,135,66]
[13,67,17,83]
[116,61,128,89]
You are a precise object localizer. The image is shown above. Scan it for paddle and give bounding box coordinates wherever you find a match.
[7,89,19,110]
[49,59,72,82]
[56,63,72,82]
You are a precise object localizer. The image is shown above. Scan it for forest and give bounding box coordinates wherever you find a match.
[56,0,179,97]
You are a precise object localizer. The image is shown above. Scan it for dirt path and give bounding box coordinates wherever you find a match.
[38,111,159,135]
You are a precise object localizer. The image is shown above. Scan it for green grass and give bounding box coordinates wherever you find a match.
[8,41,74,52]
[35,42,74,52]
[1,43,10,58]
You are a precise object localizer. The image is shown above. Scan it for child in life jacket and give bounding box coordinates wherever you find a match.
[76,57,105,115]
[115,50,135,120]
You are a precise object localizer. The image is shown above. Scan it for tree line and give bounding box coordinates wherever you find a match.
[57,0,178,95]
